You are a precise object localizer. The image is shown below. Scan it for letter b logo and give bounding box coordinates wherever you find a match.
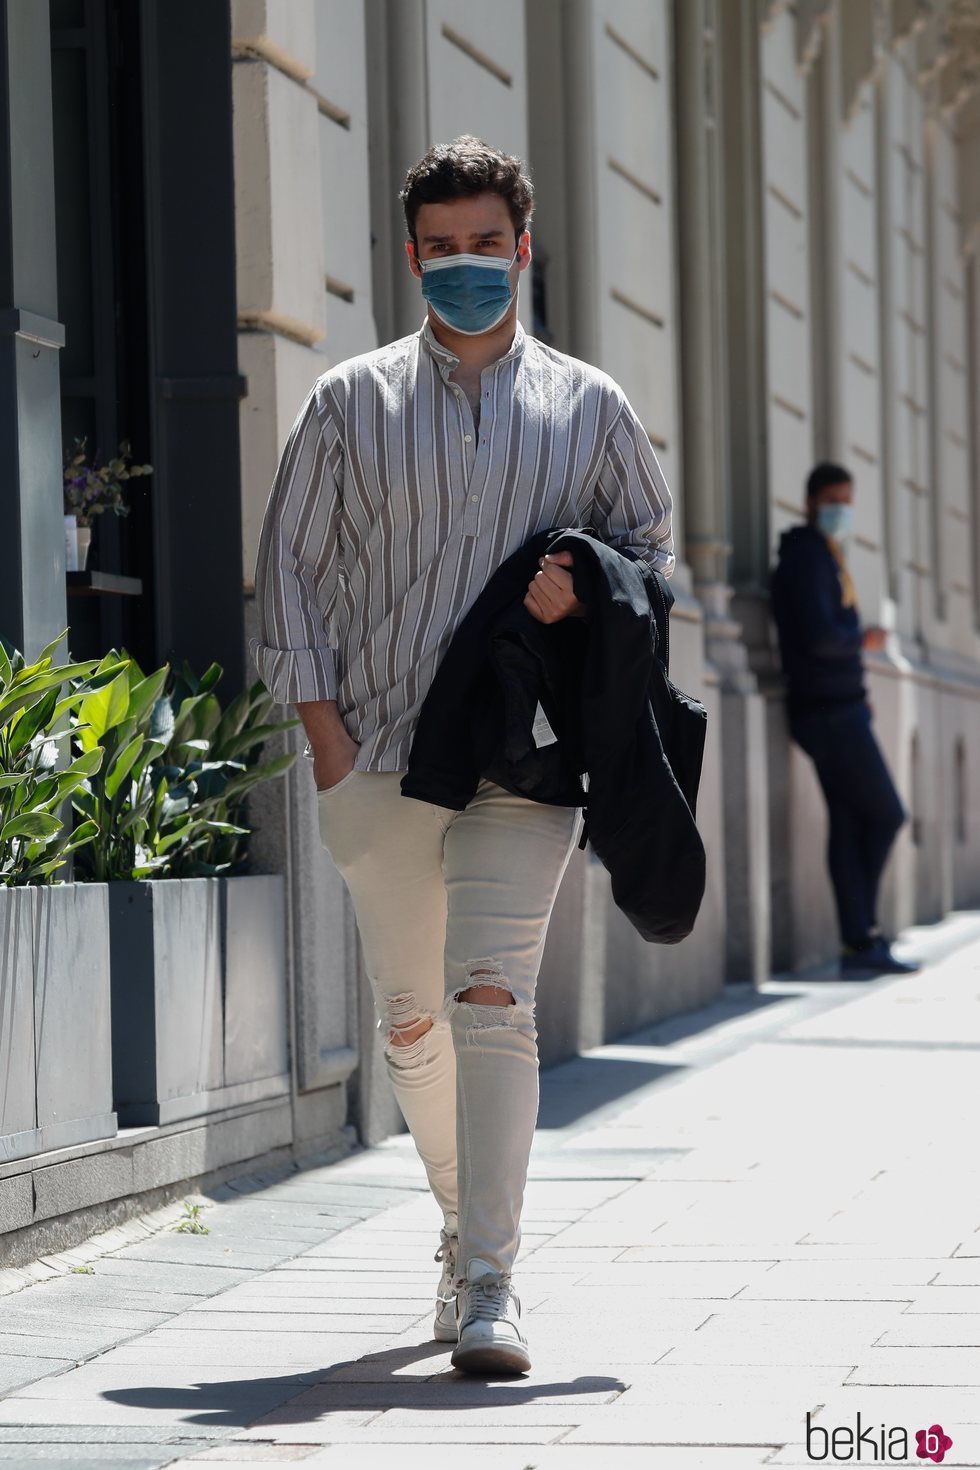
[806,1412,828,1460]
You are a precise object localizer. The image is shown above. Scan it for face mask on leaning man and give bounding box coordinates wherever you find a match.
[418,247,520,335]
[815,503,853,541]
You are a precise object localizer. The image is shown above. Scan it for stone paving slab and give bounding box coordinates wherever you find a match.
[111,1247,304,1272]
[9,1368,354,1398]
[933,1259,980,1284]
[0,1446,176,1458]
[72,1337,392,1371]
[0,1429,223,1444]
[877,1314,980,1345]
[26,1290,200,1318]
[267,1381,623,1410]
[1,914,978,1465]
[153,1312,422,1334]
[521,1451,774,1470]
[0,1451,173,1466]
[189,1451,774,1470]
[845,1346,980,1384]
[75,1264,257,1296]
[165,1452,582,1470]
[569,1260,778,1293]
[0,1313,166,1342]
[907,1285,980,1311]
[179,1293,436,1314]
[0,1401,276,1430]
[173,1453,327,1468]
[611,1364,852,1404]
[242,1424,567,1444]
[738,1258,940,1299]
[0,1360,73,1397]
[0,1332,152,1365]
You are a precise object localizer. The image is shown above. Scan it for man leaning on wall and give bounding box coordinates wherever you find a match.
[769,462,919,981]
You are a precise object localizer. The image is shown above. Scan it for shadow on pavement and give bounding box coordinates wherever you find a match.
[99,1340,626,1425]
[630,982,793,1047]
[535,983,796,1131]
[536,1055,683,1130]
[98,1369,324,1427]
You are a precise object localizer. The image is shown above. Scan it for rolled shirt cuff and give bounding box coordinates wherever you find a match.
[644,545,675,579]
[616,542,676,579]
[248,638,339,705]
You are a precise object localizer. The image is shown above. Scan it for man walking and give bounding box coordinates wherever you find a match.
[769,462,917,979]
[250,136,673,1374]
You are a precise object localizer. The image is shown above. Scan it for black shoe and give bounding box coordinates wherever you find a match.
[839,937,919,978]
[867,937,920,974]
[839,945,882,979]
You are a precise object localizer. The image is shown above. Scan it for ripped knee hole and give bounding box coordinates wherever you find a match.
[456,980,516,1006]
[455,957,517,1009]
[387,1015,434,1047]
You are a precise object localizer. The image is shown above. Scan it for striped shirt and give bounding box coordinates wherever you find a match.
[249,317,674,772]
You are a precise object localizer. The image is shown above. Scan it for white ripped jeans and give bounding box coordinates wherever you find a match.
[317,771,582,1286]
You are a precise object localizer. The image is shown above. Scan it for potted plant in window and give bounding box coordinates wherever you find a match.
[0,632,124,1163]
[68,653,299,1125]
[62,438,153,571]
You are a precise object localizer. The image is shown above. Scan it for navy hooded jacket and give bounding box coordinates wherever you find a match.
[769,524,866,714]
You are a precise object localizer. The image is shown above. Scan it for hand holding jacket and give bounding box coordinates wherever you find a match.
[525,550,587,623]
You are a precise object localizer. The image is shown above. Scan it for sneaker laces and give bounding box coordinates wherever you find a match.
[463,1270,518,1323]
[434,1226,458,1303]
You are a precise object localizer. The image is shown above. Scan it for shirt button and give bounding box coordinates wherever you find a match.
[464,434,472,443]
[470,494,478,503]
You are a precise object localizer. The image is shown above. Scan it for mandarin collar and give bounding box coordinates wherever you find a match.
[419,317,527,376]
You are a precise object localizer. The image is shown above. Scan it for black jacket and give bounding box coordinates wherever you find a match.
[401,527,707,944]
[769,525,866,714]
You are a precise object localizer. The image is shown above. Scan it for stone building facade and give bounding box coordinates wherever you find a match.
[233,0,980,1146]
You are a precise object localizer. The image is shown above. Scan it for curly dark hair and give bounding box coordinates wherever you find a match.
[399,135,534,246]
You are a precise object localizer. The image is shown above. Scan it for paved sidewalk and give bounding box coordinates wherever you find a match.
[1,912,979,1469]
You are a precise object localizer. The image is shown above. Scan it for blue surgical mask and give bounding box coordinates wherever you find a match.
[816,503,853,540]
[418,248,519,336]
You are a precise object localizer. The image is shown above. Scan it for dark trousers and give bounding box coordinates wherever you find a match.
[789,700,906,947]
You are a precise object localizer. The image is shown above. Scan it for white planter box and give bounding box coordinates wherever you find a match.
[108,875,289,1125]
[0,884,116,1164]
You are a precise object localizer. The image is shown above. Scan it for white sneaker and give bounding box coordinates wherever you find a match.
[432,1215,459,1342]
[451,1256,531,1375]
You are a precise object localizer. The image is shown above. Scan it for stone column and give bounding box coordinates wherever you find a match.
[364,0,429,345]
[233,0,357,1154]
[0,1,67,663]
[806,1,843,459]
[676,0,771,984]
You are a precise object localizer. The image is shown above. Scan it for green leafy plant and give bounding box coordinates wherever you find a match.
[68,651,175,882]
[0,631,123,885]
[159,660,299,878]
[173,1201,209,1235]
[70,1265,95,1274]
[63,437,153,527]
[69,652,299,882]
